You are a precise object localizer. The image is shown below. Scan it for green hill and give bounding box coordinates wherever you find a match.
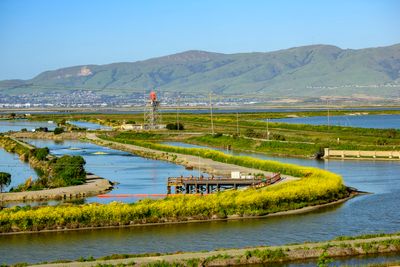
[1,44,399,98]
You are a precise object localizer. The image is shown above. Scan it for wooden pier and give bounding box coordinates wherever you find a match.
[167,173,281,194]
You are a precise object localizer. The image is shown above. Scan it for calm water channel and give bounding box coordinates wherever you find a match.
[0,120,400,264]
[270,114,400,129]
[69,121,112,130]
[0,119,56,132]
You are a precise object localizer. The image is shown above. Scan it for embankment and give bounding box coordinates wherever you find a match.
[0,173,112,202]
[29,233,400,267]
[324,148,400,160]
[11,131,85,140]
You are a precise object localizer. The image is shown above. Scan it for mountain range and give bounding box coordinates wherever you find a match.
[1,44,399,99]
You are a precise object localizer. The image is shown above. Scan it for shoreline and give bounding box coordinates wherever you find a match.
[29,233,400,267]
[0,173,113,203]
[0,191,358,236]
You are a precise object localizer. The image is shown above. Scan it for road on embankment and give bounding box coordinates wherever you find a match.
[30,234,400,267]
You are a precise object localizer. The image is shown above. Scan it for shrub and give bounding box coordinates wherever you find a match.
[166,123,185,130]
[51,155,86,186]
[54,127,64,135]
[30,147,50,161]
[271,134,286,141]
[35,127,48,132]
[244,128,257,137]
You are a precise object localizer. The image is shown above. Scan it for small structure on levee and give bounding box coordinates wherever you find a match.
[120,90,165,131]
[167,172,281,194]
[144,91,165,130]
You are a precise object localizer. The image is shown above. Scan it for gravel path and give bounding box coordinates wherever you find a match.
[30,234,400,267]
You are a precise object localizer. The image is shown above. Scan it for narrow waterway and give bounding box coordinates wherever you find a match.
[270,114,400,129]
[0,147,38,192]
[68,121,112,131]
[0,119,56,133]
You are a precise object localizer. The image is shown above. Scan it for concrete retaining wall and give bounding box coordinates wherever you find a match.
[324,148,400,159]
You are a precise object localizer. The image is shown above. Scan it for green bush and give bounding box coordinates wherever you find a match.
[166,123,184,130]
[52,155,86,186]
[53,127,64,135]
[30,147,50,161]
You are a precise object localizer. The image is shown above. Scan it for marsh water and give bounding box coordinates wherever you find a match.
[69,120,112,130]
[270,114,400,129]
[0,147,38,192]
[1,120,400,265]
[0,119,56,132]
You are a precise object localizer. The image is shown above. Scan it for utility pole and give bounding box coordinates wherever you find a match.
[198,152,201,178]
[236,112,239,136]
[327,98,330,130]
[209,93,214,135]
[176,95,180,130]
[143,89,146,126]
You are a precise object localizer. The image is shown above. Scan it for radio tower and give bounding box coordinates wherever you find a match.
[145,91,161,128]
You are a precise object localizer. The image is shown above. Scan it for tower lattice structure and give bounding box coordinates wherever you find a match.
[144,91,161,128]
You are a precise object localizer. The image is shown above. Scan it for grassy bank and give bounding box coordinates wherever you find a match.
[99,135,336,177]
[10,232,400,267]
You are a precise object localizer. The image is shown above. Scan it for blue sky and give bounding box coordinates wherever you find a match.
[0,0,399,80]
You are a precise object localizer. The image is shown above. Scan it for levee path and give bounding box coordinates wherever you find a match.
[30,234,400,267]
[0,173,112,202]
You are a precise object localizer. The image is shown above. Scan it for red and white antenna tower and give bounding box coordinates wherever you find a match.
[145,91,161,128]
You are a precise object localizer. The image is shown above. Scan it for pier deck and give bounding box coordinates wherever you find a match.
[167,173,281,194]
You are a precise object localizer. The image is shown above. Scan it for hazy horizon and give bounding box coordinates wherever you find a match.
[1,0,399,80]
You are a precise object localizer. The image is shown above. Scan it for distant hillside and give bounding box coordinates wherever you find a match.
[1,44,399,98]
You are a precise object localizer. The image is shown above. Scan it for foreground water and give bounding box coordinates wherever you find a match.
[1,139,399,264]
[270,114,400,129]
